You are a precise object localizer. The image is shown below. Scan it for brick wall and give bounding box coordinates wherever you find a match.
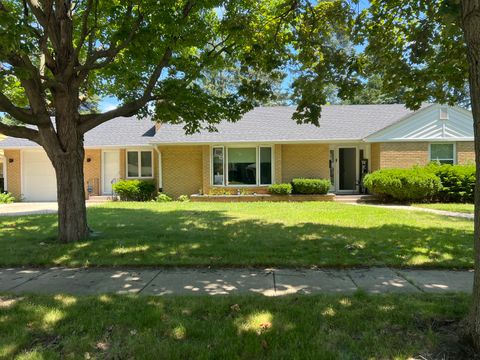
[375,141,476,169]
[370,143,380,171]
[4,150,21,199]
[158,145,203,198]
[378,142,429,168]
[457,142,475,164]
[281,144,330,182]
[84,149,101,196]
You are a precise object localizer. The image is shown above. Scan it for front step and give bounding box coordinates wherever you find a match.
[87,195,116,203]
[334,195,379,203]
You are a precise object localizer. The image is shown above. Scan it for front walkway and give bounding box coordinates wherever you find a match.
[0,202,99,217]
[0,267,473,296]
[350,203,474,220]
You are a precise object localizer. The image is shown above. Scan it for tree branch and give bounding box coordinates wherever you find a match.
[78,48,172,133]
[0,92,35,124]
[0,121,39,142]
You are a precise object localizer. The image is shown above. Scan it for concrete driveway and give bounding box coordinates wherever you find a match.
[0,202,98,217]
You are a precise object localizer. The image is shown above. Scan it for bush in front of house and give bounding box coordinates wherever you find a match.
[426,163,475,203]
[154,193,173,202]
[363,168,442,202]
[268,183,293,195]
[113,179,156,201]
[0,192,15,204]
[291,178,331,195]
[177,195,190,202]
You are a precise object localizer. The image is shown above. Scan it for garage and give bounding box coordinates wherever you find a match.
[22,150,57,201]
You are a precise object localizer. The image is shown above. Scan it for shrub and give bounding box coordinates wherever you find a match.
[426,163,475,203]
[112,180,156,201]
[268,183,292,195]
[363,168,442,202]
[177,195,190,202]
[209,188,233,195]
[291,178,331,195]
[155,193,173,202]
[0,192,15,204]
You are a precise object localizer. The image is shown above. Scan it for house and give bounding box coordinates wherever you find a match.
[0,103,475,201]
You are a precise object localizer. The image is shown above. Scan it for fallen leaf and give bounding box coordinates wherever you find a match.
[261,339,268,350]
[230,304,241,312]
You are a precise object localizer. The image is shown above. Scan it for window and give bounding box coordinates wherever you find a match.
[430,143,455,165]
[228,148,257,185]
[212,147,224,185]
[211,146,273,186]
[259,147,272,185]
[127,150,153,178]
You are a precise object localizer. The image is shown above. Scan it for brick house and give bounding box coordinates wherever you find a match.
[0,103,475,201]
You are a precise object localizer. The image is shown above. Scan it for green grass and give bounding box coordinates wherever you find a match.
[0,202,474,268]
[0,293,471,359]
[413,203,475,214]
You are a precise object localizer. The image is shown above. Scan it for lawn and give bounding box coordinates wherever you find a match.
[0,292,472,359]
[413,203,475,214]
[0,202,473,268]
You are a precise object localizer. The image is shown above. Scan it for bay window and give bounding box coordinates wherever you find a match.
[127,150,153,178]
[211,146,273,186]
[430,143,455,165]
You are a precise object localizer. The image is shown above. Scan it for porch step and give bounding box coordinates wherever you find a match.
[334,195,379,204]
[87,195,116,203]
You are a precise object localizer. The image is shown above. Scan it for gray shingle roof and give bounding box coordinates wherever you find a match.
[152,104,423,144]
[0,104,426,148]
[0,116,156,148]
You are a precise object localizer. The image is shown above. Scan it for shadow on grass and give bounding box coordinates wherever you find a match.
[0,206,473,268]
[0,292,474,359]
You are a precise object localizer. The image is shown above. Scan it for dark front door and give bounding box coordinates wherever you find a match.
[339,148,356,191]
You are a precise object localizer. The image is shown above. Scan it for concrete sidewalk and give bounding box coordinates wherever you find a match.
[0,267,474,296]
[351,203,474,220]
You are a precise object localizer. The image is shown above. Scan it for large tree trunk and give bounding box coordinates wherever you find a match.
[461,0,480,350]
[50,144,90,243]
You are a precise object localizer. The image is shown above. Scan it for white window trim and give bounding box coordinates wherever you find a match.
[429,142,456,164]
[126,149,154,179]
[210,145,274,187]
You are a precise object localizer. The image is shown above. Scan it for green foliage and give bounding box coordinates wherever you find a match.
[357,1,469,108]
[154,193,173,203]
[112,180,156,202]
[291,178,331,195]
[268,183,293,195]
[363,168,442,202]
[426,163,476,203]
[177,195,190,202]
[0,192,15,204]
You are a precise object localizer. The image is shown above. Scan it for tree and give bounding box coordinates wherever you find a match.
[0,0,357,242]
[342,74,406,104]
[355,0,480,348]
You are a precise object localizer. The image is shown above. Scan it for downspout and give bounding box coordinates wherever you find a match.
[152,145,163,192]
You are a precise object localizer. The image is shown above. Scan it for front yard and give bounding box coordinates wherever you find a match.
[0,202,473,268]
[0,292,471,359]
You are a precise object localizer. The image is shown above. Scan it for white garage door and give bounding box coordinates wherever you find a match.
[22,150,57,201]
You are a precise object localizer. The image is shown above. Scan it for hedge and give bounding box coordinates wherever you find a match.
[291,178,331,195]
[426,163,475,203]
[363,168,442,202]
[112,179,156,201]
[268,183,293,195]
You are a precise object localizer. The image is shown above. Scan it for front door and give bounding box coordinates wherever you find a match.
[338,147,357,192]
[102,150,120,195]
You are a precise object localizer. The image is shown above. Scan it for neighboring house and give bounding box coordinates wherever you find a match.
[0,103,475,201]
